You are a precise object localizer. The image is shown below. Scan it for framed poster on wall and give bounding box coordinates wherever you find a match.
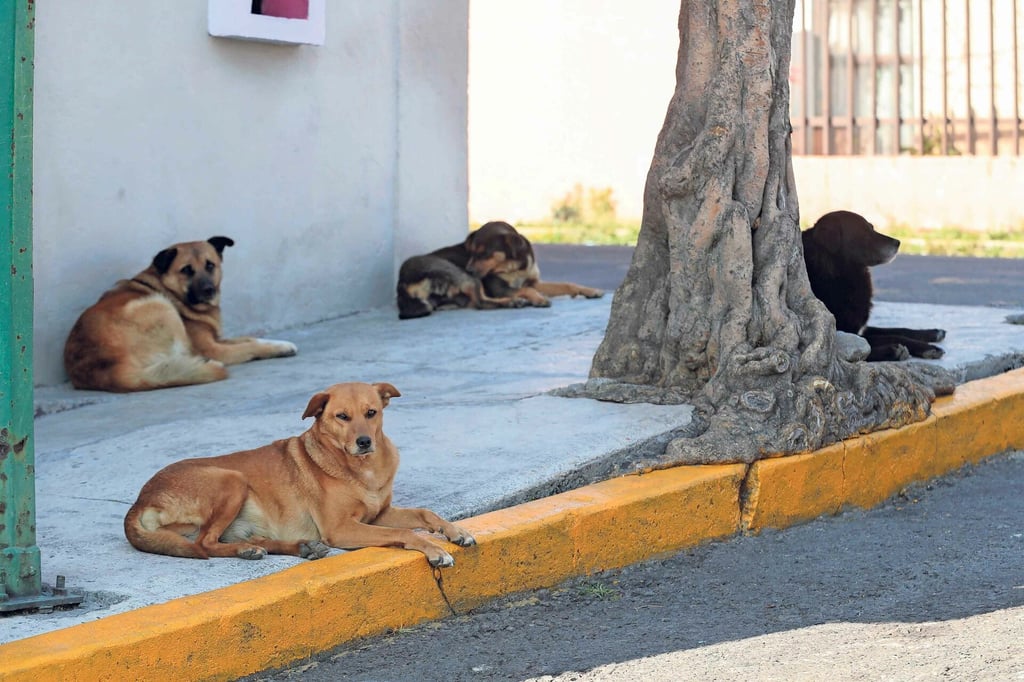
[208,0,325,45]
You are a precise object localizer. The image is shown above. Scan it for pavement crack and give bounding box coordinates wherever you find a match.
[737,464,755,535]
[66,496,133,505]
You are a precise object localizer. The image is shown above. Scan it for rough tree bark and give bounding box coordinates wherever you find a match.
[563,1,954,465]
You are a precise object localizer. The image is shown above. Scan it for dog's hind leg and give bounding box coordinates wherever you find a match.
[398,299,434,319]
[532,281,605,299]
[463,281,525,310]
[245,537,330,559]
[195,336,298,365]
[863,328,945,359]
[397,279,438,319]
[124,505,211,559]
[134,352,229,390]
[192,475,278,559]
[866,341,911,362]
[866,334,942,360]
[510,286,551,308]
[864,325,945,342]
[126,470,268,559]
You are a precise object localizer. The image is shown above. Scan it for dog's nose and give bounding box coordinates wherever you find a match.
[189,278,217,304]
[356,436,372,450]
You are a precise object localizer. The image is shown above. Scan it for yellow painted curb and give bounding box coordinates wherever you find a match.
[742,367,1024,533]
[3,367,1021,681]
[0,464,744,682]
[741,442,847,531]
[443,464,744,609]
[930,367,1024,463]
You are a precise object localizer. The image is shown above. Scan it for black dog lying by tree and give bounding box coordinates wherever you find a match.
[802,210,946,362]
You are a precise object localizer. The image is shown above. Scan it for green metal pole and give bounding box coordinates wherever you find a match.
[1,0,40,602]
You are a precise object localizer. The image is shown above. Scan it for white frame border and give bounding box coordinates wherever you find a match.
[208,0,325,46]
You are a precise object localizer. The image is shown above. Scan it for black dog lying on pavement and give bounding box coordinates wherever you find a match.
[802,210,945,361]
[396,221,603,319]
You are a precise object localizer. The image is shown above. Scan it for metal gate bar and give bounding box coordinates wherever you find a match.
[792,0,1023,156]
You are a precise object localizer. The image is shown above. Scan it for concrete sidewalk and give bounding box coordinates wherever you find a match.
[3,296,1024,678]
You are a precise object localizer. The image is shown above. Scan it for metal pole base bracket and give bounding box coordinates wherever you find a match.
[1,575,84,614]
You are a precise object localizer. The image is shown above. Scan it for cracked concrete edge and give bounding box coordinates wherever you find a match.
[3,367,1023,682]
[741,366,1024,531]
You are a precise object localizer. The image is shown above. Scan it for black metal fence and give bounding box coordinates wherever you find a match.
[791,0,1023,155]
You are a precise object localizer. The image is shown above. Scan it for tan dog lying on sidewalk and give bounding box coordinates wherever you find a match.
[124,382,475,567]
[64,236,297,392]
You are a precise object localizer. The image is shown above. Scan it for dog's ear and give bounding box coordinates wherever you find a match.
[374,382,401,408]
[152,247,178,275]
[302,392,330,420]
[504,232,532,263]
[809,218,844,255]
[207,236,235,256]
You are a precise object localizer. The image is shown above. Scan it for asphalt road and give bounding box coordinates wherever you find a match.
[252,453,1024,682]
[535,244,1024,309]
[249,247,1024,682]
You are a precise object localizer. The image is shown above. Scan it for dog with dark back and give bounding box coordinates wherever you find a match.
[802,210,945,361]
[396,220,604,319]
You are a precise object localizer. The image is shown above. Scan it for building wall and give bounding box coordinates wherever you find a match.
[468,0,679,224]
[468,2,1024,232]
[794,156,1024,230]
[32,0,468,386]
[395,1,469,271]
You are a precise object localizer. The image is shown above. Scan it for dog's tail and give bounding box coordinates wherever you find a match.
[123,503,210,559]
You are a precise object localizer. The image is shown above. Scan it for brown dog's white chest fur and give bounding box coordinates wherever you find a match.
[63,236,297,392]
[296,424,399,521]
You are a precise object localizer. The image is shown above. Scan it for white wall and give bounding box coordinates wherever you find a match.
[468,2,1024,233]
[794,157,1024,230]
[468,0,680,224]
[33,1,468,386]
[395,1,470,271]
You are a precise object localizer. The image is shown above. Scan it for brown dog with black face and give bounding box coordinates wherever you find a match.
[123,382,475,567]
[63,237,297,391]
[802,210,945,361]
[396,220,604,319]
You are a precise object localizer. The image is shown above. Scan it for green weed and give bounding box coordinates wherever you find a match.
[512,218,1024,258]
[576,579,621,601]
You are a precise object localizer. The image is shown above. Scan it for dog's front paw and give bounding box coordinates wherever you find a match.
[300,541,331,560]
[871,344,910,362]
[259,339,298,357]
[237,546,267,560]
[890,344,911,361]
[579,287,605,299]
[929,329,946,342]
[447,526,476,547]
[427,549,455,568]
[919,345,945,359]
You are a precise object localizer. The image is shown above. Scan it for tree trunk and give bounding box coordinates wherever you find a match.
[575,1,954,465]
